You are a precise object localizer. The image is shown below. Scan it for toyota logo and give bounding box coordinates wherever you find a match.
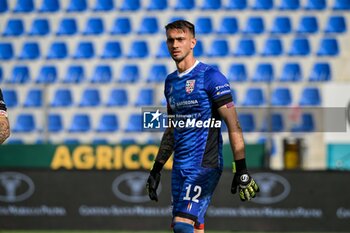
[112,171,161,203]
[251,172,291,204]
[0,172,35,203]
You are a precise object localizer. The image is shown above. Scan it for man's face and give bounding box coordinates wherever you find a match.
[166,28,196,62]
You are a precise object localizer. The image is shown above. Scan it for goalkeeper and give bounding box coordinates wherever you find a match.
[146,20,259,233]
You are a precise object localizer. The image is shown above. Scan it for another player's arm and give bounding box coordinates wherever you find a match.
[0,90,10,145]
[0,116,10,144]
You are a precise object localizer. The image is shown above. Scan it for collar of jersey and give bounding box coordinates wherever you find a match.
[177,60,200,78]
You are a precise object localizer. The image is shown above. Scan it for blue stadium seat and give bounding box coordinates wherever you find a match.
[271,87,292,105]
[138,17,159,34]
[252,63,274,82]
[135,88,154,106]
[0,43,13,60]
[317,38,339,56]
[23,89,42,107]
[252,0,273,10]
[79,88,101,107]
[83,18,104,35]
[304,0,326,10]
[261,113,284,132]
[93,0,114,11]
[39,0,59,12]
[3,19,24,37]
[28,18,50,36]
[309,62,331,82]
[92,138,109,144]
[13,114,36,132]
[48,114,63,132]
[156,41,169,58]
[0,0,8,13]
[195,17,213,34]
[120,138,137,144]
[63,65,85,83]
[120,0,140,11]
[101,41,122,59]
[73,42,94,59]
[324,16,347,33]
[127,40,148,58]
[174,0,195,10]
[242,17,264,34]
[194,40,204,57]
[106,88,128,106]
[69,114,91,132]
[238,113,255,132]
[207,39,229,57]
[227,63,247,82]
[299,87,321,106]
[6,138,24,144]
[9,66,30,84]
[261,38,283,56]
[125,114,143,132]
[278,0,300,10]
[90,65,112,83]
[296,16,318,34]
[66,0,87,12]
[225,0,247,10]
[56,18,77,36]
[96,114,119,132]
[333,0,350,10]
[36,65,57,84]
[51,89,73,107]
[64,138,80,144]
[279,63,302,82]
[13,0,34,13]
[18,42,40,60]
[201,0,221,10]
[147,0,168,10]
[2,89,18,107]
[217,17,238,34]
[147,64,168,83]
[119,64,139,83]
[270,16,292,34]
[288,37,310,56]
[47,42,68,59]
[242,88,265,106]
[110,17,131,35]
[233,38,255,56]
[291,113,315,132]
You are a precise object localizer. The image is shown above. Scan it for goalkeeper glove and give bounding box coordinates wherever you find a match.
[146,161,163,202]
[231,159,259,201]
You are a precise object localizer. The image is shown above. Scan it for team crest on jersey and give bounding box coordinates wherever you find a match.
[185,80,195,94]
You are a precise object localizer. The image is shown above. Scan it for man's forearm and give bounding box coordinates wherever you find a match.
[155,127,174,164]
[0,117,10,144]
[228,118,245,161]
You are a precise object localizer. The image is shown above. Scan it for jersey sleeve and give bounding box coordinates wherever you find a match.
[204,68,233,109]
[0,89,7,112]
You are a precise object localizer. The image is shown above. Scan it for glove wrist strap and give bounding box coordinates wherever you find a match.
[150,161,164,175]
[233,158,247,173]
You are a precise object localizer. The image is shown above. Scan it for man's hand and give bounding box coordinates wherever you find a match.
[231,171,259,201]
[146,172,161,202]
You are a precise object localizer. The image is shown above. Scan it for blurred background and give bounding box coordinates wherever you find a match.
[0,0,350,231]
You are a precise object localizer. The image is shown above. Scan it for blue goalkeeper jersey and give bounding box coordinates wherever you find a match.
[164,62,233,170]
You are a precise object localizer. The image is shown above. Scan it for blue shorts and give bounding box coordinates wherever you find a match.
[171,166,222,229]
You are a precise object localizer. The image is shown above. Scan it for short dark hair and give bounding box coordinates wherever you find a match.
[165,20,195,38]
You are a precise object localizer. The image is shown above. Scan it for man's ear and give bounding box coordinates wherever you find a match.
[191,38,197,49]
